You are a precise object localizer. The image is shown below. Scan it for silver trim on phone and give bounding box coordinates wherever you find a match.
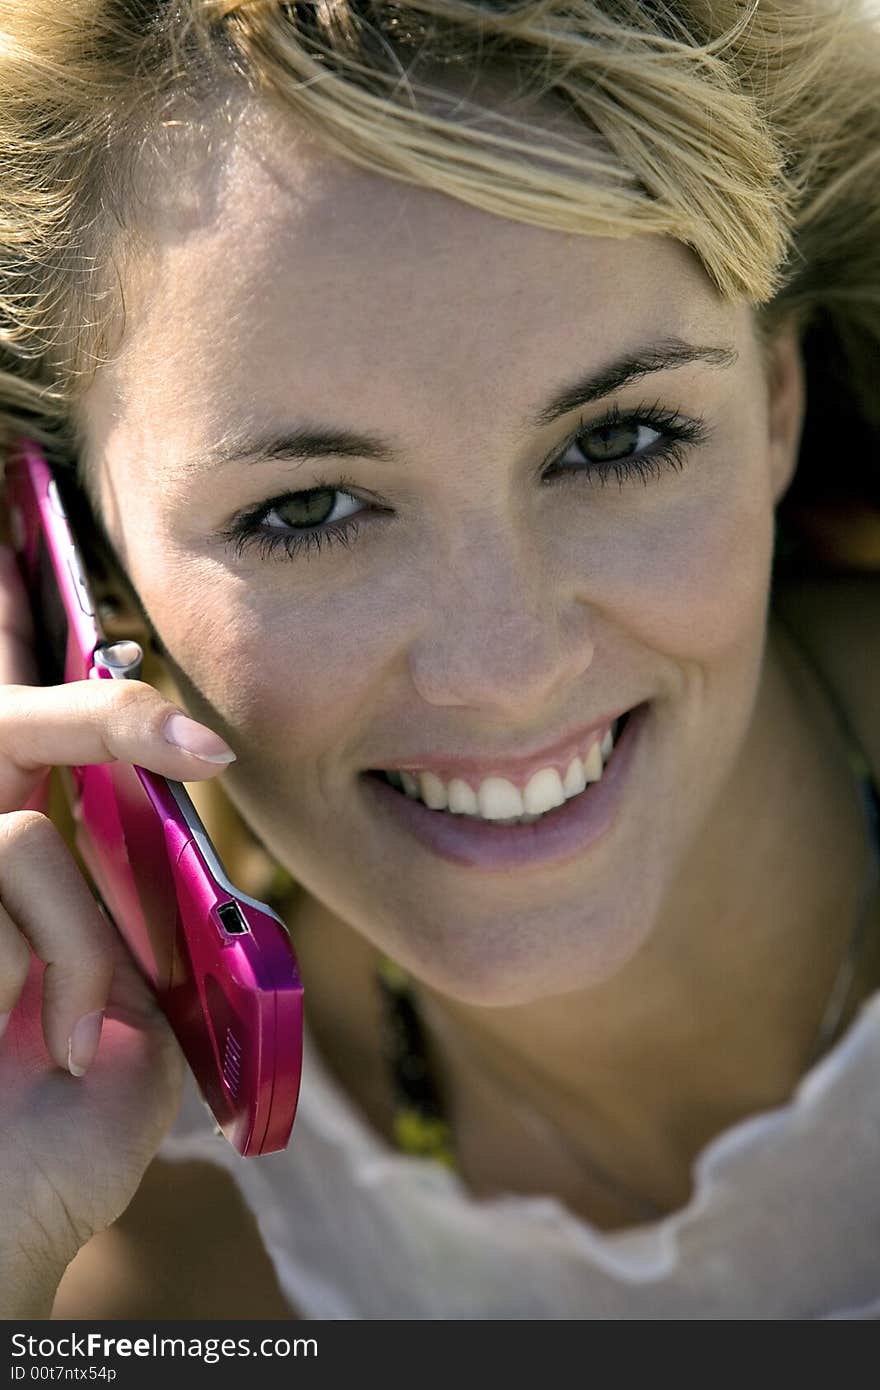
[165,777,291,933]
[94,639,291,934]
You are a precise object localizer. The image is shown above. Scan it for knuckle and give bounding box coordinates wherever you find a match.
[103,677,168,735]
[46,942,112,987]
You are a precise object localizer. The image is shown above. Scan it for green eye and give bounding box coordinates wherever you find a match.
[219,400,711,563]
[221,471,368,563]
[548,401,710,488]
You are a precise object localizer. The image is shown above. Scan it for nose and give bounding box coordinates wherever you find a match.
[407,523,595,718]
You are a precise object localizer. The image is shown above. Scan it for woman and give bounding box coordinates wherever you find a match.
[1,0,878,1319]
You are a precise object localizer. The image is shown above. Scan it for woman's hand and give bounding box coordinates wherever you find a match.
[0,542,235,1315]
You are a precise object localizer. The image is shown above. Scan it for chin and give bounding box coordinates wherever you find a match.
[390,902,654,1008]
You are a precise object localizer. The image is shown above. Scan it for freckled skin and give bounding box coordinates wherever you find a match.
[78,86,842,1180]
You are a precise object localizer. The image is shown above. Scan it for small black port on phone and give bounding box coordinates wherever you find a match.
[217,901,250,936]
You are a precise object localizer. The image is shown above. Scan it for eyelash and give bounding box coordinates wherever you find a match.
[220,400,711,564]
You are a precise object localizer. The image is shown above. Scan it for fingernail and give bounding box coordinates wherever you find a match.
[0,1012,11,1041]
[68,1010,104,1077]
[163,713,237,763]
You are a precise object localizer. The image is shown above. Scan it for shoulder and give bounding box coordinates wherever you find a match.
[52,1157,302,1320]
[772,571,880,779]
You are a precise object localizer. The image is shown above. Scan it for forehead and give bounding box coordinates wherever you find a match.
[86,84,738,477]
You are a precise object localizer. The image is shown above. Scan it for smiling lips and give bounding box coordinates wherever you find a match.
[378,716,622,824]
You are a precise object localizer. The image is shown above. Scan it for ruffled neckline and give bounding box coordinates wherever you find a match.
[294,984,880,1280]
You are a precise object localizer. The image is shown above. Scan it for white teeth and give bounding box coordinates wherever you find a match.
[447,778,479,814]
[583,740,604,782]
[400,771,420,798]
[562,755,587,797]
[477,777,525,820]
[379,717,623,821]
[417,770,448,809]
[522,766,567,815]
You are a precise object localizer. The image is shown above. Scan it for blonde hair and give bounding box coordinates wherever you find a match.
[1,0,879,567]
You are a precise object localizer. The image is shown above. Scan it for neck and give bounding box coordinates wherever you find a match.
[290,613,880,1225]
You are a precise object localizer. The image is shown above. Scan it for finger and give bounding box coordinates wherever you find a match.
[0,810,117,1075]
[0,679,236,813]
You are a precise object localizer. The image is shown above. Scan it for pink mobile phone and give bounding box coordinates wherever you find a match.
[3,439,304,1156]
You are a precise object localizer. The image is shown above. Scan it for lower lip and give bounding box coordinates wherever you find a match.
[360,703,650,872]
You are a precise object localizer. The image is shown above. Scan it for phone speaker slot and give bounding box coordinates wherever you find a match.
[217,900,250,936]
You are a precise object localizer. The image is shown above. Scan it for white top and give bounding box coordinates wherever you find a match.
[157,989,880,1319]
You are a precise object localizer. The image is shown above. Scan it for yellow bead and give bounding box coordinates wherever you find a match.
[377,954,412,991]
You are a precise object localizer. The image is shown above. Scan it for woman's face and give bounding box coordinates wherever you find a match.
[79,97,803,1005]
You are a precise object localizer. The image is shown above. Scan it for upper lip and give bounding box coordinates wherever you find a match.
[367,705,639,785]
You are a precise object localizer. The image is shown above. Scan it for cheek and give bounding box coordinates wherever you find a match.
[566,473,775,665]
[137,558,411,760]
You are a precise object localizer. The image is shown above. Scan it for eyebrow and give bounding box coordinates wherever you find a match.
[527,336,738,428]
[203,336,739,470]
